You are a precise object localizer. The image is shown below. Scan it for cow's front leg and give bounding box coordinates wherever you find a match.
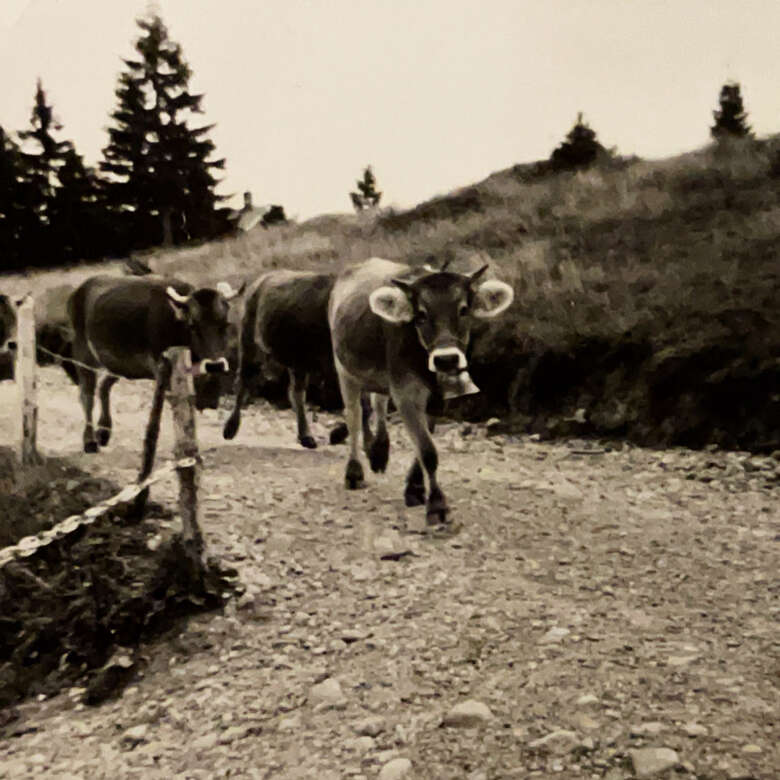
[289,368,316,449]
[96,374,118,446]
[392,382,448,523]
[76,366,98,453]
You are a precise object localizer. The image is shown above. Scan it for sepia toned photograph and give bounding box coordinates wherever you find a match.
[0,1,777,777]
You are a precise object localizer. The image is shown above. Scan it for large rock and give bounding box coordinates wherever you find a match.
[441,700,494,728]
[629,747,679,777]
[378,757,413,779]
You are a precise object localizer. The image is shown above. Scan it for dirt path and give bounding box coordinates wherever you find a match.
[0,367,778,780]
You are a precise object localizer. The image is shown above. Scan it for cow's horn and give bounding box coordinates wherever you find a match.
[468,264,489,283]
[216,281,239,300]
[166,286,189,304]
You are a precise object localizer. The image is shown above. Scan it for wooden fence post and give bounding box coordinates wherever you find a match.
[166,346,204,571]
[14,295,38,466]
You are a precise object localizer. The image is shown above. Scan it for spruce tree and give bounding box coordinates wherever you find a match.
[0,126,28,270]
[711,82,752,141]
[101,14,225,248]
[350,165,382,211]
[549,113,606,172]
[16,80,74,263]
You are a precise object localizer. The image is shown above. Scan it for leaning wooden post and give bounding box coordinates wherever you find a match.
[14,295,39,466]
[166,346,204,572]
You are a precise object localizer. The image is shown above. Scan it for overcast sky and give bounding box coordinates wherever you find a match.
[2,1,780,219]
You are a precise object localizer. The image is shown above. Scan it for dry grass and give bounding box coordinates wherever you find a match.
[3,140,777,354]
[1,138,777,446]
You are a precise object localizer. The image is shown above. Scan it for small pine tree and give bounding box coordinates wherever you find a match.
[0,126,29,271]
[549,113,606,172]
[711,82,752,141]
[17,81,72,221]
[16,80,81,265]
[350,165,382,211]
[101,14,225,248]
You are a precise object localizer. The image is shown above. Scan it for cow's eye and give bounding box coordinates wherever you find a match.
[415,310,428,325]
[458,304,469,317]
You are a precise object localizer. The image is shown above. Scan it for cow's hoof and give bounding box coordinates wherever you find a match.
[223,416,240,440]
[97,427,111,446]
[426,505,450,525]
[425,488,449,524]
[404,484,425,507]
[329,423,348,445]
[368,434,389,473]
[345,458,365,490]
[299,435,317,449]
[84,441,98,454]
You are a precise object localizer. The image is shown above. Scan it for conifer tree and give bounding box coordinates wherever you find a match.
[101,14,225,248]
[16,80,75,262]
[18,80,72,211]
[350,165,382,211]
[549,113,606,172]
[711,82,752,141]
[0,126,28,270]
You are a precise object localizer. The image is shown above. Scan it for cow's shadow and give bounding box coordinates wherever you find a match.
[206,442,343,469]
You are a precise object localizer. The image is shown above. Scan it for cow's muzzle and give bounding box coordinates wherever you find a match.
[195,357,230,375]
[428,346,467,374]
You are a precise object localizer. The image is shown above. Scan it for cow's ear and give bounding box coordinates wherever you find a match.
[472,280,514,319]
[369,285,414,324]
[166,286,190,320]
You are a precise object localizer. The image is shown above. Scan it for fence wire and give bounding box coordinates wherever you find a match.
[35,343,131,381]
[0,455,200,570]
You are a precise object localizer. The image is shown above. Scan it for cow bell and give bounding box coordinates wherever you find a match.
[437,369,480,399]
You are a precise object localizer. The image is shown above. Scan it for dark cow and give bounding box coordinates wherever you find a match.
[69,275,239,453]
[35,284,79,384]
[0,294,17,380]
[329,258,514,523]
[224,269,370,448]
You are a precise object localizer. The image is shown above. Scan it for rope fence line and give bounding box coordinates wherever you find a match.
[0,455,198,569]
[36,343,217,383]
[35,342,122,380]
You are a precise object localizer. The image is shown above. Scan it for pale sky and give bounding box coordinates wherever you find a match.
[2,0,780,219]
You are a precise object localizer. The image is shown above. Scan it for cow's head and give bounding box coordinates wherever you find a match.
[166,282,241,407]
[368,265,514,395]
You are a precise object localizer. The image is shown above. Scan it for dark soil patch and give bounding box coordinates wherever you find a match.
[0,449,117,548]
[0,453,240,712]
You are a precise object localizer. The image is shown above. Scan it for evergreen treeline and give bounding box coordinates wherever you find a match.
[0,4,772,278]
[0,15,231,274]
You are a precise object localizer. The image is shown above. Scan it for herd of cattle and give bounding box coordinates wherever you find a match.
[0,259,513,522]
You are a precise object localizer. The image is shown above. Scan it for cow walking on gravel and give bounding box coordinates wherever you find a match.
[223,269,371,449]
[68,275,239,453]
[328,258,514,523]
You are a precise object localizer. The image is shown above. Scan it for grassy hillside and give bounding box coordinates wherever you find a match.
[3,139,779,451]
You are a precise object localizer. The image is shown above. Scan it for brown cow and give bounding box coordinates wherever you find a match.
[69,275,239,452]
[329,258,513,523]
